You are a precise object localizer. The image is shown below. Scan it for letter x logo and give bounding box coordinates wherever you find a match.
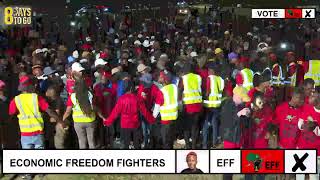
[305,10,312,18]
[292,153,309,172]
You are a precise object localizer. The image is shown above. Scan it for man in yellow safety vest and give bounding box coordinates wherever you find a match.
[202,63,224,149]
[153,71,178,149]
[304,60,320,87]
[235,57,254,91]
[180,63,203,149]
[9,76,62,150]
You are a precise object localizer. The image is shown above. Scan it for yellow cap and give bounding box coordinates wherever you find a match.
[215,48,223,55]
[233,86,251,102]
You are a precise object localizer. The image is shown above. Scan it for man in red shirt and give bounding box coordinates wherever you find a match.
[93,71,117,148]
[103,80,155,149]
[274,87,305,149]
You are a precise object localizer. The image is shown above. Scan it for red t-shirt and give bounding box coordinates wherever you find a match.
[274,102,303,148]
[251,106,273,148]
[93,83,117,117]
[296,105,320,156]
[9,95,49,136]
[104,93,155,129]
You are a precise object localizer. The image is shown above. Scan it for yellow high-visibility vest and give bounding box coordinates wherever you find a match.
[271,63,284,87]
[182,73,202,104]
[304,60,320,86]
[204,75,224,108]
[14,93,44,133]
[284,62,297,87]
[160,84,178,121]
[71,92,96,123]
[239,68,253,91]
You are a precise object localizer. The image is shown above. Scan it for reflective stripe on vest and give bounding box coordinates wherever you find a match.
[71,92,96,123]
[239,68,253,91]
[285,62,297,87]
[14,93,44,133]
[182,73,202,104]
[304,60,320,86]
[160,84,178,121]
[271,64,284,86]
[204,75,224,108]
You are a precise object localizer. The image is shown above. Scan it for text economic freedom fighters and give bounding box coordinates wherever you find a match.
[10,158,166,168]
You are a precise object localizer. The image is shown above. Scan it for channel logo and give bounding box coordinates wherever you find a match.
[241,150,284,174]
[2,6,32,25]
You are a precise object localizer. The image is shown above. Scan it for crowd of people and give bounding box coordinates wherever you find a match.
[1,12,320,179]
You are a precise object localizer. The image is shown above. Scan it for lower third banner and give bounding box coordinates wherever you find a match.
[2,150,176,173]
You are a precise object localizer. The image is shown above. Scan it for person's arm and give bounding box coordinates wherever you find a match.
[139,97,155,124]
[104,98,122,127]
[153,90,164,118]
[38,96,62,122]
[62,106,72,122]
[8,99,18,116]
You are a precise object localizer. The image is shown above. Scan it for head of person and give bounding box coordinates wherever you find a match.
[71,62,85,80]
[214,48,224,59]
[309,90,320,108]
[182,63,193,75]
[18,75,35,93]
[158,71,171,85]
[32,65,43,78]
[74,79,93,117]
[233,86,251,105]
[0,80,6,95]
[289,87,305,108]
[303,78,315,97]
[45,85,58,99]
[123,80,134,94]
[255,70,271,92]
[286,52,295,63]
[207,63,220,76]
[251,91,265,111]
[137,64,151,75]
[186,152,198,170]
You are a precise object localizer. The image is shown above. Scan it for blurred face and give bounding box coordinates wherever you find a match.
[101,76,109,84]
[186,155,197,170]
[233,94,243,105]
[33,68,43,77]
[290,93,305,108]
[309,92,319,106]
[304,83,315,97]
[260,81,271,92]
[45,88,55,98]
[254,96,265,110]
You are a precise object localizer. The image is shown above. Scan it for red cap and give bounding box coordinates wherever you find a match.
[19,75,32,87]
[102,71,111,78]
[239,56,249,64]
[100,52,108,59]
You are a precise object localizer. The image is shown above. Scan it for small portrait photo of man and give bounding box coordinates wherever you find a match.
[177,150,209,173]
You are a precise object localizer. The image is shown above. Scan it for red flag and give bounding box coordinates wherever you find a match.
[285,9,302,18]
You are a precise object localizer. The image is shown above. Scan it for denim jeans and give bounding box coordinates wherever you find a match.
[141,116,150,147]
[202,108,220,149]
[245,174,265,180]
[21,134,45,149]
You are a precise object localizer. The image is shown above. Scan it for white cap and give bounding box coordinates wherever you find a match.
[35,49,42,54]
[86,36,92,42]
[72,62,85,72]
[208,39,213,43]
[134,40,141,45]
[146,36,150,39]
[72,50,79,59]
[80,59,88,63]
[165,39,170,44]
[128,34,133,38]
[190,51,198,57]
[94,58,107,67]
[150,41,155,46]
[42,48,48,52]
[150,56,156,63]
[184,36,188,40]
[114,39,120,44]
[138,34,143,38]
[159,53,168,60]
[247,32,253,36]
[175,32,179,35]
[317,28,320,32]
[143,40,150,47]
[151,36,155,40]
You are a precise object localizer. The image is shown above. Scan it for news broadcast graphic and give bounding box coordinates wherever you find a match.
[241,150,284,174]
[2,150,176,174]
[1,6,32,26]
[210,150,241,173]
[251,9,315,19]
[284,150,317,174]
[176,150,209,173]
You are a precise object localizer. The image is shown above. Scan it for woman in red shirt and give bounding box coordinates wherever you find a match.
[103,80,155,149]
